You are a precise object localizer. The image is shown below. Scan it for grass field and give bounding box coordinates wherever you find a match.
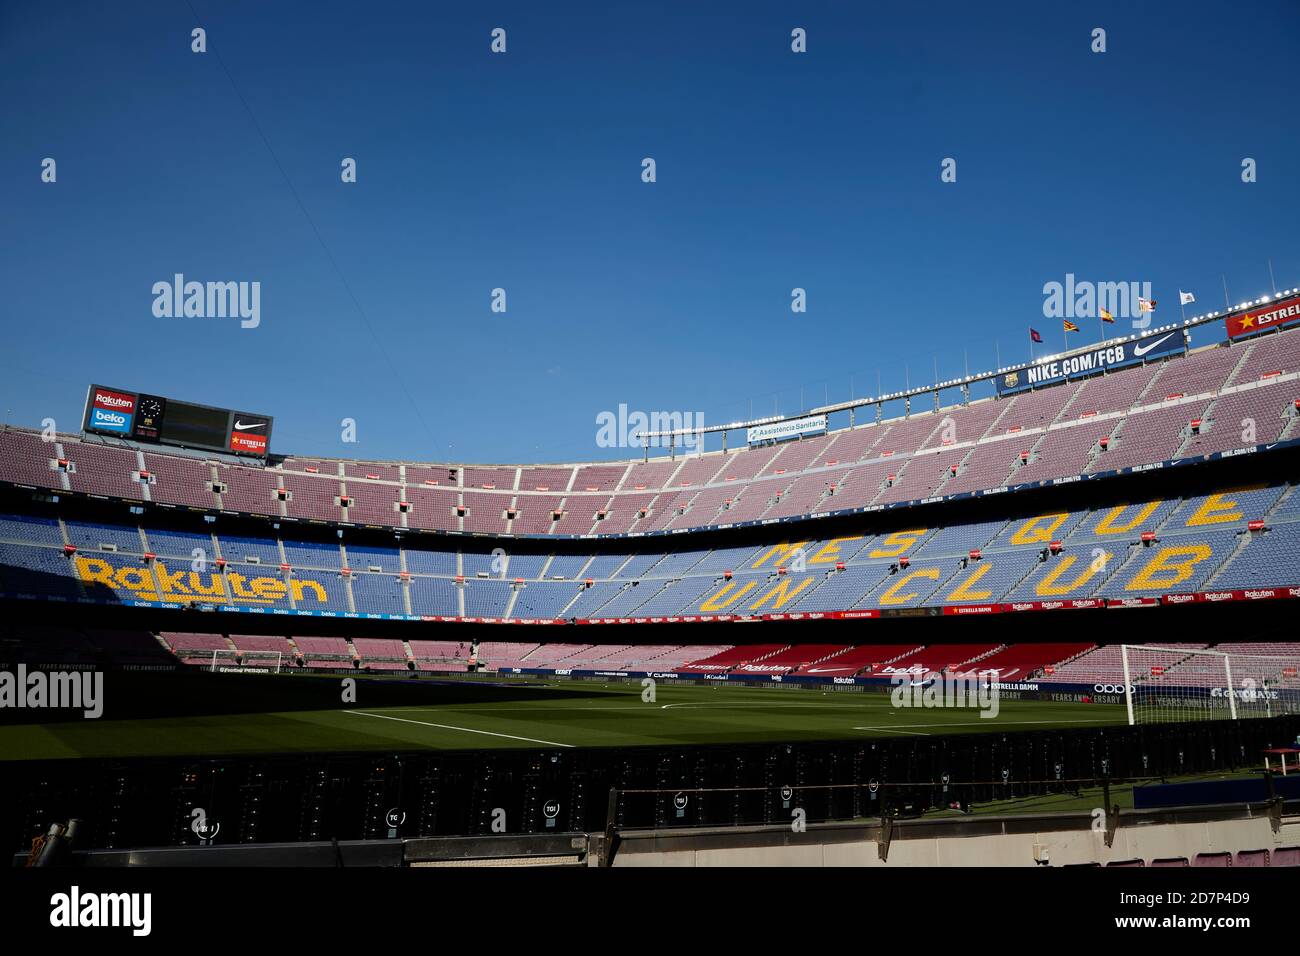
[0,671,1130,760]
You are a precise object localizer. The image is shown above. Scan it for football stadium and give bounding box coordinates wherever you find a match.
[5,295,1300,869]
[4,0,1300,939]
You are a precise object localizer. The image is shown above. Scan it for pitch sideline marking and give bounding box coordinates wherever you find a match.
[344,710,574,748]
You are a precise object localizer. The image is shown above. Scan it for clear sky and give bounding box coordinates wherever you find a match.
[2,0,1298,464]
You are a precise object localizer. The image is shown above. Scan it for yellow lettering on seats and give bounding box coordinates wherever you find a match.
[751,542,808,569]
[1125,545,1212,591]
[947,563,994,601]
[1035,552,1112,596]
[878,567,940,605]
[290,578,326,603]
[869,529,927,559]
[252,577,288,601]
[1093,501,1162,535]
[749,577,814,610]
[1010,513,1069,545]
[72,556,115,587]
[699,580,757,612]
[810,536,863,565]
[1185,492,1250,527]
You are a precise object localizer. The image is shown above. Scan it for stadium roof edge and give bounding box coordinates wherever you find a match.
[637,288,1299,441]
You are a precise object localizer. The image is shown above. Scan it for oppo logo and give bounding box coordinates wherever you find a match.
[1093,683,1134,694]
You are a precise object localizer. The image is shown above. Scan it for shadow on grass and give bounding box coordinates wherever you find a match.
[0,668,623,724]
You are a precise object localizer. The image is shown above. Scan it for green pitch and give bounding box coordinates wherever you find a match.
[0,671,1128,761]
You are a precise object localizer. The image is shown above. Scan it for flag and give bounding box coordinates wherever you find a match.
[1139,297,1157,313]
[1063,320,1079,333]
[1100,309,1115,323]
[1029,327,1043,343]
[1179,291,1195,305]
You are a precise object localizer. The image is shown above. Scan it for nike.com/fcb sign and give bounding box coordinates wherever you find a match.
[82,384,273,459]
[996,329,1184,395]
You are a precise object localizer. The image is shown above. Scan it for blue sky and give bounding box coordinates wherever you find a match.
[2,0,1297,464]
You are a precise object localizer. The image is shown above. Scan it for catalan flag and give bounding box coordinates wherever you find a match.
[1100,309,1115,323]
[1063,320,1080,333]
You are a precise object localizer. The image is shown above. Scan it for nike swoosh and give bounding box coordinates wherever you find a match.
[234,421,266,431]
[1133,332,1176,357]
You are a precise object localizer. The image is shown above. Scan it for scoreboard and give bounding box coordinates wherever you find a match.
[82,385,273,459]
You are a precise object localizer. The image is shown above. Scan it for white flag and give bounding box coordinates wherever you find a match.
[1179,291,1195,305]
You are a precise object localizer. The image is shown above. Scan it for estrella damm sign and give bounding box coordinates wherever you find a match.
[72,556,331,606]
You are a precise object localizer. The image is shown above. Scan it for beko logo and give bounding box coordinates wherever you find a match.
[93,411,127,426]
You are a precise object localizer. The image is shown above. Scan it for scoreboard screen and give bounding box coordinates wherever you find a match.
[159,400,231,451]
[82,385,273,459]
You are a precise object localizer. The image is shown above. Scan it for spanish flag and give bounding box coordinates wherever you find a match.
[1100,309,1115,323]
[1063,320,1080,333]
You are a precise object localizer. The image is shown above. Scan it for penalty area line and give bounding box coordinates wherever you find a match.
[344,710,574,748]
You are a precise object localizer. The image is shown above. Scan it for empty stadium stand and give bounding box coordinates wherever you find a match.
[3,478,1299,622]
[4,323,1300,541]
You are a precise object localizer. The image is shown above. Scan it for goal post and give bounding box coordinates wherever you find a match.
[1121,644,1300,725]
[208,649,282,673]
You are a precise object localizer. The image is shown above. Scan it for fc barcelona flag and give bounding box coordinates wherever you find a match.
[1063,320,1080,333]
[1029,327,1043,343]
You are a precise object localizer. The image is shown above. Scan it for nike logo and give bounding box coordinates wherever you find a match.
[234,421,266,431]
[1133,332,1176,357]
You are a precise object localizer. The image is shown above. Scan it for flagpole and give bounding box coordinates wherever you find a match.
[1222,274,1231,310]
[1268,259,1278,295]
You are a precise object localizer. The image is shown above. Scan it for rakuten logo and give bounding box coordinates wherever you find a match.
[94,391,134,409]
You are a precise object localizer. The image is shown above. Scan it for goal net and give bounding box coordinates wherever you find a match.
[208,649,283,674]
[1121,644,1300,725]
